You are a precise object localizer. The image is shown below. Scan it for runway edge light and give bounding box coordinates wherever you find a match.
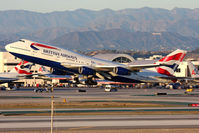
[189,104,199,107]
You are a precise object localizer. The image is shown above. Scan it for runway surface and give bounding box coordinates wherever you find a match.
[1,115,199,131]
[1,87,199,103]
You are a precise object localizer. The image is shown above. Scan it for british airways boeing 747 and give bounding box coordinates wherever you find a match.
[5,39,186,84]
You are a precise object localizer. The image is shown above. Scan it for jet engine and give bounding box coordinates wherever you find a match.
[78,67,96,75]
[113,67,131,75]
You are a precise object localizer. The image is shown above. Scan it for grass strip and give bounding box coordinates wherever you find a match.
[0,101,180,109]
[1,108,199,116]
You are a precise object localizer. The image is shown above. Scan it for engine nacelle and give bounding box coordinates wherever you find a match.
[78,67,96,75]
[113,67,131,75]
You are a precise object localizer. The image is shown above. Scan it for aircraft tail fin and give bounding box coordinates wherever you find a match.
[38,66,50,74]
[156,49,187,76]
[187,61,199,78]
[10,61,33,75]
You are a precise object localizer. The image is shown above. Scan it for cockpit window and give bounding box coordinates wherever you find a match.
[19,39,25,43]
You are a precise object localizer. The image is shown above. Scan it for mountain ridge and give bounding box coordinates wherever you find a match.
[1,8,199,51]
[49,29,199,51]
[1,7,199,37]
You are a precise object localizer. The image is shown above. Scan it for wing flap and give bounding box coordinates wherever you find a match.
[127,63,163,71]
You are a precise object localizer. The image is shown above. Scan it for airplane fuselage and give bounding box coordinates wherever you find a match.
[6,40,125,75]
[5,39,186,84]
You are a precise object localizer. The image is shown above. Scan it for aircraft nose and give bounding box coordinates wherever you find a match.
[5,43,11,51]
[5,42,15,52]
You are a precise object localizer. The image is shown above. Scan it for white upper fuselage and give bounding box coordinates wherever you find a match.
[5,39,125,71]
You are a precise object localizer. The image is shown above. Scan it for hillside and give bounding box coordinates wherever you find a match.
[49,29,199,51]
[1,8,199,51]
[1,8,199,38]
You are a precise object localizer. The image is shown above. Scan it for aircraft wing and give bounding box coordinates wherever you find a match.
[60,63,83,69]
[40,74,72,79]
[16,74,36,79]
[94,63,165,72]
[155,76,198,82]
[0,78,17,84]
[32,73,72,80]
[61,62,164,72]
[126,63,164,71]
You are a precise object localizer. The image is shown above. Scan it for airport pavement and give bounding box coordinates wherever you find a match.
[1,115,199,131]
[1,87,199,103]
[1,106,199,113]
[1,87,199,131]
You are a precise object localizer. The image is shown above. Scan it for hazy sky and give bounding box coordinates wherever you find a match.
[0,0,198,13]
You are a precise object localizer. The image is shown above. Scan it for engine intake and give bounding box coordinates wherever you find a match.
[113,67,131,75]
[78,67,96,75]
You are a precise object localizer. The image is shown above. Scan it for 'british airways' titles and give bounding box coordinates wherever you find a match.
[43,49,77,60]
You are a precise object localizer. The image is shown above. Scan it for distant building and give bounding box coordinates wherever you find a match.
[0,52,20,73]
[152,32,162,36]
[93,54,135,63]
[148,55,163,60]
[0,52,50,86]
